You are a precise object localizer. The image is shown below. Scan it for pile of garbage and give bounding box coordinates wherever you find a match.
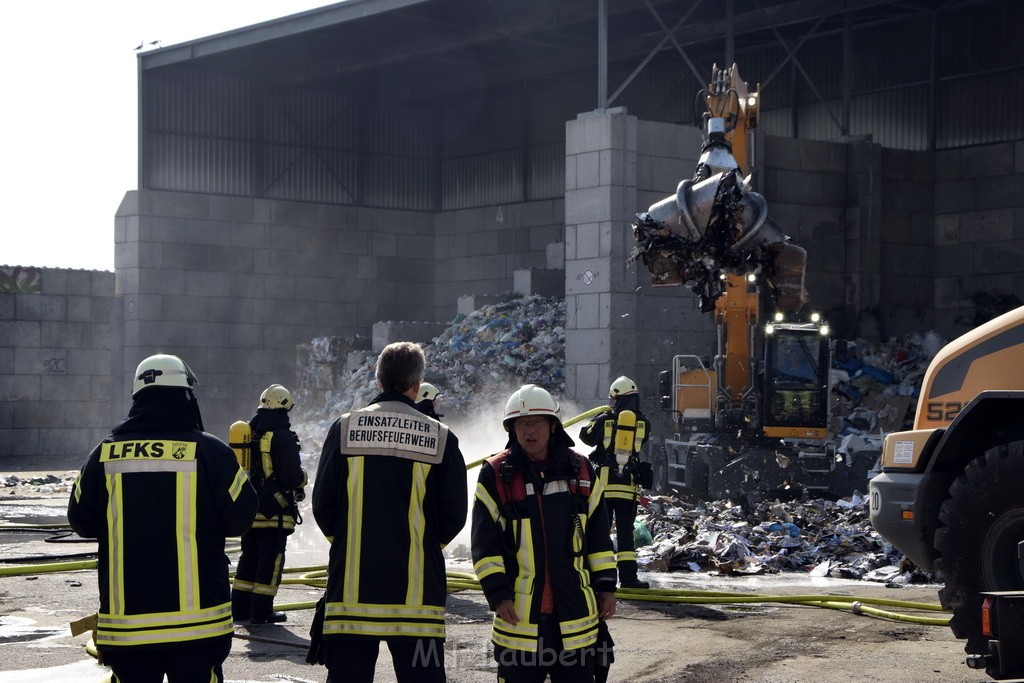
[831,331,946,437]
[634,491,929,584]
[292,294,566,448]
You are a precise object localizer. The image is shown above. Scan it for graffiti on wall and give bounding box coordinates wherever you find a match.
[0,266,42,294]
[44,357,67,374]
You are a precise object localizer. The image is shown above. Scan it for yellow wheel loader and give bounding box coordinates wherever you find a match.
[869,304,1024,668]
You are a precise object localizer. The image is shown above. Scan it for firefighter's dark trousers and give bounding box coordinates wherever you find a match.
[232,525,288,619]
[105,635,230,683]
[607,497,639,581]
[323,636,446,683]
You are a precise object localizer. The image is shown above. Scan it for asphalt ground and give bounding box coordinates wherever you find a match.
[0,468,995,683]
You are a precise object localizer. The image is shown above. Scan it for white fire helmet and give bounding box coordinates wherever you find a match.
[419,382,441,402]
[609,375,638,398]
[502,384,559,432]
[260,384,295,411]
[132,354,196,397]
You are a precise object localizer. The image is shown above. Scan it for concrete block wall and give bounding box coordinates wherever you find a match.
[632,120,716,420]
[114,190,436,436]
[371,321,447,352]
[565,110,714,422]
[564,109,637,407]
[878,146,935,337]
[513,268,565,297]
[932,141,1024,339]
[0,266,114,465]
[433,199,564,321]
[761,136,850,330]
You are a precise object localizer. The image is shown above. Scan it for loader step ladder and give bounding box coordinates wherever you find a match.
[797,447,833,492]
[671,354,714,425]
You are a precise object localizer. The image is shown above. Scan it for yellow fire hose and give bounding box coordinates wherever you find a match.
[464,405,609,470]
[7,558,949,639]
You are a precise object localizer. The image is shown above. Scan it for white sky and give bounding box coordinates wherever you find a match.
[2,1,336,272]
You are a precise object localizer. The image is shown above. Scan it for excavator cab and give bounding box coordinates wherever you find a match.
[761,319,831,439]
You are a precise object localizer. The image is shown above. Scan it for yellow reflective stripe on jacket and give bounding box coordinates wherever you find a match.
[100,440,197,462]
[96,603,232,647]
[475,482,503,527]
[514,518,536,624]
[228,466,248,501]
[177,469,200,613]
[106,472,126,615]
[406,462,429,605]
[473,555,506,581]
[598,466,638,500]
[323,601,445,638]
[251,513,296,530]
[572,519,595,618]
[492,617,540,651]
[560,613,599,650]
[604,486,639,501]
[588,550,616,573]
[260,432,274,478]
[343,457,365,604]
[588,476,607,517]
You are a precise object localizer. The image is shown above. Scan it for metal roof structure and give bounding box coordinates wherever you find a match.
[134,0,1023,204]
[138,0,998,110]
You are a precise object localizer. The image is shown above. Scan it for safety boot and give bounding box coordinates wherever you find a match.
[250,611,288,624]
[250,594,287,624]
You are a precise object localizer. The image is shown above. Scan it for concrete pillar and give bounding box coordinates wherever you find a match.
[564,108,639,405]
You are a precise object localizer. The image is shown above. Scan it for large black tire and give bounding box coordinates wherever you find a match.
[651,444,669,494]
[934,441,1024,654]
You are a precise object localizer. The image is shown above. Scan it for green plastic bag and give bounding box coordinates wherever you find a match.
[633,519,653,548]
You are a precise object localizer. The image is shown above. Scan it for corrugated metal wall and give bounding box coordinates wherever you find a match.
[438,85,589,208]
[142,0,1024,209]
[145,70,253,196]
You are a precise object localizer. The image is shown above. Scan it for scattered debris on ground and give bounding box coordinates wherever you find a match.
[634,491,930,584]
[0,473,77,495]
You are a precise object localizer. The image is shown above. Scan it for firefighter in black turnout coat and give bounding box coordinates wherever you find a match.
[472,384,618,683]
[580,376,654,590]
[311,342,467,683]
[231,384,306,624]
[68,354,258,683]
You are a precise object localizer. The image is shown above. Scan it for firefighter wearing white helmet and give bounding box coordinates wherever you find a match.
[131,353,197,395]
[416,381,443,419]
[68,354,258,682]
[472,384,618,680]
[231,384,306,624]
[260,383,294,410]
[609,375,638,398]
[581,375,654,592]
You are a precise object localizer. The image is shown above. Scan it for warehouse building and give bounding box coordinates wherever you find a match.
[3,0,1023,462]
